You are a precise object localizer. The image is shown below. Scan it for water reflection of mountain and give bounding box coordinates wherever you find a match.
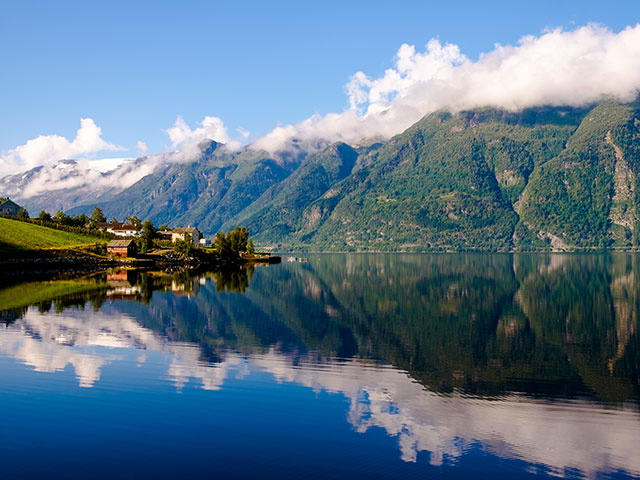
[1,254,639,404]
[1,255,640,478]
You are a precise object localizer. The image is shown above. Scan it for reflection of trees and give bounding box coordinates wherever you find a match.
[238,254,640,403]
[1,255,639,404]
[514,254,640,402]
[213,268,250,293]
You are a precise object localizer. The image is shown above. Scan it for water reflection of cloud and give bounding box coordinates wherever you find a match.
[250,350,640,477]
[0,309,638,478]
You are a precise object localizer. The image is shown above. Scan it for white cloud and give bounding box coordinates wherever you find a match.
[5,23,640,198]
[254,23,640,153]
[136,141,149,155]
[236,127,251,140]
[0,118,124,176]
[167,115,231,147]
[165,115,243,158]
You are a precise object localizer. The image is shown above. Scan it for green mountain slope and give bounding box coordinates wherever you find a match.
[234,142,359,241]
[270,107,586,250]
[71,141,298,234]
[67,100,640,251]
[516,102,640,249]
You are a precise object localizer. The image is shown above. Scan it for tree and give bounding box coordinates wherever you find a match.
[38,210,52,222]
[174,232,193,256]
[126,215,142,228]
[214,227,252,255]
[141,220,155,252]
[53,210,69,224]
[111,217,119,224]
[16,207,29,220]
[90,206,106,223]
[75,213,89,227]
[246,238,255,254]
[228,227,249,253]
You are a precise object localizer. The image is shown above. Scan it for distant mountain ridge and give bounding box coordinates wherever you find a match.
[4,99,640,251]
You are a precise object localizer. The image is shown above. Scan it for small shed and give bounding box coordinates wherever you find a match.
[107,239,137,257]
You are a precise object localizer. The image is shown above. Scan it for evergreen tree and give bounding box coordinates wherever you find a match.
[90,206,106,223]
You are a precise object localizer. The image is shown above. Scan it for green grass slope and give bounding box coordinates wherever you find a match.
[0,217,104,252]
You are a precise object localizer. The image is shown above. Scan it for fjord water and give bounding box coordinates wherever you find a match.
[0,254,639,479]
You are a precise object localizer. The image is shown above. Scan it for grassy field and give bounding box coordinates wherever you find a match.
[0,217,105,252]
[0,279,108,311]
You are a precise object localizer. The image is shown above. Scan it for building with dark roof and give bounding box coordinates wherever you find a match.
[0,199,21,216]
[106,239,137,257]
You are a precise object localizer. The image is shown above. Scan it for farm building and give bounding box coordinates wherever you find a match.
[107,239,137,257]
[0,199,21,216]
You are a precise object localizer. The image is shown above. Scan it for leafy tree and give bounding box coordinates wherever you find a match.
[38,210,52,222]
[141,220,155,252]
[214,227,252,255]
[158,224,171,231]
[214,232,230,254]
[246,238,255,254]
[75,213,89,227]
[16,207,29,220]
[229,227,249,253]
[126,215,142,228]
[174,232,193,256]
[90,206,106,223]
[53,210,69,224]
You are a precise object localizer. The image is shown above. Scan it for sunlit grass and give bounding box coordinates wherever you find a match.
[0,217,104,252]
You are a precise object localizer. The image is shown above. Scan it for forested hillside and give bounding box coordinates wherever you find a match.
[62,99,640,251]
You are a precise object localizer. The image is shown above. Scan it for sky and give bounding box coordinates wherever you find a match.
[1,0,640,176]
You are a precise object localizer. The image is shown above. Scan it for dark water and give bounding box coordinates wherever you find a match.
[0,254,639,479]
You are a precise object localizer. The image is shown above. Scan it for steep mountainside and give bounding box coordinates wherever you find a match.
[276,107,588,250]
[9,99,640,251]
[69,141,301,233]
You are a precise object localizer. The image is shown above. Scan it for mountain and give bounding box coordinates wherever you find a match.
[4,99,640,251]
[0,157,145,214]
[68,141,304,233]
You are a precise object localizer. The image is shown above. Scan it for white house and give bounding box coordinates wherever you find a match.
[112,224,139,237]
[172,227,201,246]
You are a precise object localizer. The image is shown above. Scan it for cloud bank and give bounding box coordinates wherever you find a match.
[3,23,640,196]
[254,23,640,152]
[0,118,124,176]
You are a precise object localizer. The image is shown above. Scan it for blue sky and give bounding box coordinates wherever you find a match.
[1,0,639,162]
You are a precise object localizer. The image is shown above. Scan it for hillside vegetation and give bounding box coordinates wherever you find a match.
[0,217,104,252]
[62,98,640,251]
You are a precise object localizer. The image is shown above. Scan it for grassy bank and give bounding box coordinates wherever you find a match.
[0,217,104,253]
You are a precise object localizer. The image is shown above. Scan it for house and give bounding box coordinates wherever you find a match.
[112,224,139,237]
[106,239,137,257]
[94,222,121,233]
[172,227,202,246]
[0,199,21,216]
[158,231,173,242]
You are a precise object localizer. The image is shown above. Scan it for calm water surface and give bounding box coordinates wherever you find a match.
[0,254,638,479]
